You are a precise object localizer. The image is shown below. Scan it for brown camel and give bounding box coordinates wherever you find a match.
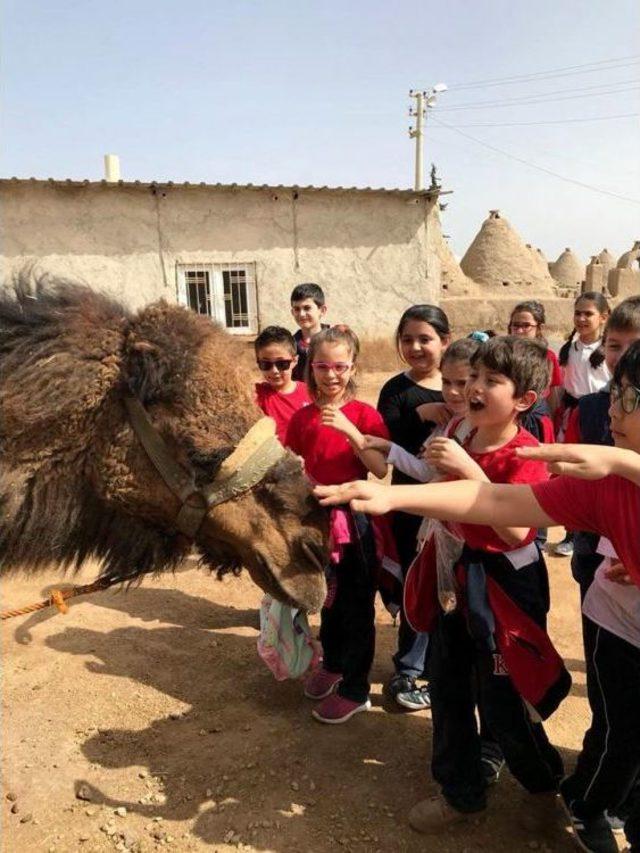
[0,275,327,611]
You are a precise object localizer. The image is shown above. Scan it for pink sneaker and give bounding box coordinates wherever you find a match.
[303,667,342,700]
[312,693,371,724]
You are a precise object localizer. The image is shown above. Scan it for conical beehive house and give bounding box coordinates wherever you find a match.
[460,210,555,292]
[431,207,480,296]
[598,248,616,273]
[549,248,584,290]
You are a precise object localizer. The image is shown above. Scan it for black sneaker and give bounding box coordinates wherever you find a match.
[480,741,505,786]
[396,683,431,711]
[559,784,618,853]
[386,673,415,699]
[604,810,625,835]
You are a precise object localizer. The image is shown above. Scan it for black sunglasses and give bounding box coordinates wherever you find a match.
[257,358,294,372]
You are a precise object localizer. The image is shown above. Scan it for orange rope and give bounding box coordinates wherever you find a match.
[1,576,115,621]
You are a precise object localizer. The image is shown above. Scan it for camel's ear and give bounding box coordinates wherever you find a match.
[130,340,159,354]
[125,335,170,404]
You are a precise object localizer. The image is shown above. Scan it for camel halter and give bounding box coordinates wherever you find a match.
[124,395,286,538]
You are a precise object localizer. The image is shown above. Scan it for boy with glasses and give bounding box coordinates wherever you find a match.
[254,326,311,444]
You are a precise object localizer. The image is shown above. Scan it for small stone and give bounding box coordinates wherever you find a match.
[85,807,96,816]
[76,785,93,802]
[169,712,181,720]
[20,813,33,824]
[5,792,18,802]
[205,789,213,797]
[79,834,91,842]
[114,806,127,817]
[138,770,148,779]
[11,803,19,814]
[290,781,299,791]
[309,780,316,791]
[152,816,163,822]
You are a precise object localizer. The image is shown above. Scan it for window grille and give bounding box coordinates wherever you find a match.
[176,262,257,334]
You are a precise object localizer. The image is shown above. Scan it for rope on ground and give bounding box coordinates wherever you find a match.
[1,575,117,621]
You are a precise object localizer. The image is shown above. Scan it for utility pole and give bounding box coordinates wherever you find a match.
[408,90,425,191]
[408,84,447,191]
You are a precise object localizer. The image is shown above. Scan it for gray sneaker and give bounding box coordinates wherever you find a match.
[396,684,431,711]
[554,539,574,557]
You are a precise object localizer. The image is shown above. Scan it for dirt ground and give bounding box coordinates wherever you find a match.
[1,373,623,853]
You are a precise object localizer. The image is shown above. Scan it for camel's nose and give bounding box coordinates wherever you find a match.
[299,536,327,573]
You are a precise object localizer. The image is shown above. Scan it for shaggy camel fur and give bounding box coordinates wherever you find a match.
[0,276,327,611]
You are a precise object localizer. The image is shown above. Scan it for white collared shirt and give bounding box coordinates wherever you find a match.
[563,338,610,398]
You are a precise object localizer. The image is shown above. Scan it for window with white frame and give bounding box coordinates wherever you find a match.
[176,263,258,334]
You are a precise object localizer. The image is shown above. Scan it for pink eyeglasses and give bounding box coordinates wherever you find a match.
[311,361,353,375]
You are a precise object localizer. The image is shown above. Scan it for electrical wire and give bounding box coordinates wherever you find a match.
[437,81,640,111]
[439,113,639,128]
[447,55,640,91]
[430,117,640,204]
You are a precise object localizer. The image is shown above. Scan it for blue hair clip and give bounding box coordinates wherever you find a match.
[468,330,490,343]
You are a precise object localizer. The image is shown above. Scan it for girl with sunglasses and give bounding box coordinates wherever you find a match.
[285,325,389,724]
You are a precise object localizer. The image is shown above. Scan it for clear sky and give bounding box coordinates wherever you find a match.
[3,0,639,261]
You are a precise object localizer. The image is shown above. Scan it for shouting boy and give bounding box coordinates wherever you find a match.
[323,336,570,831]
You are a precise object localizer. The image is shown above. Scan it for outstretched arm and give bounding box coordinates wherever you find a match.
[314,480,554,528]
[517,444,640,486]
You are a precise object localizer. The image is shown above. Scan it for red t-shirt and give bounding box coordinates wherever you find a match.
[532,475,640,586]
[255,381,311,445]
[456,426,550,552]
[562,407,581,444]
[286,399,389,485]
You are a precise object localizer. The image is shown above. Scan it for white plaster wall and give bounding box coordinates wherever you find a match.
[0,182,441,334]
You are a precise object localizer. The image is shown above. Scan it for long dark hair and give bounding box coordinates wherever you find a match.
[559,291,610,367]
[395,304,451,366]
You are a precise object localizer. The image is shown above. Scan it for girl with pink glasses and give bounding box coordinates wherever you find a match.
[286,325,389,724]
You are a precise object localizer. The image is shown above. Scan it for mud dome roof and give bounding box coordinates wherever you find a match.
[598,248,616,271]
[460,209,555,292]
[549,247,585,289]
[616,240,640,269]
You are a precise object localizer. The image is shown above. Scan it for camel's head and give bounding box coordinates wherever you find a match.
[196,451,328,612]
[112,301,328,612]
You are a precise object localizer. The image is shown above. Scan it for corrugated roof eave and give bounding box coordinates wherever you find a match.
[0,176,448,199]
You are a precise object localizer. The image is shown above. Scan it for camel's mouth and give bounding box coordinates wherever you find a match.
[253,551,300,609]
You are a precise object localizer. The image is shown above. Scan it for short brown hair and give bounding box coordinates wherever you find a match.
[471,335,550,400]
[306,325,359,400]
[254,325,296,356]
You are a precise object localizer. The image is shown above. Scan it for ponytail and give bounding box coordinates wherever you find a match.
[559,330,575,367]
[589,346,606,369]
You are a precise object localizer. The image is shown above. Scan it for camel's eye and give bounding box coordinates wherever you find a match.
[187,445,233,486]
